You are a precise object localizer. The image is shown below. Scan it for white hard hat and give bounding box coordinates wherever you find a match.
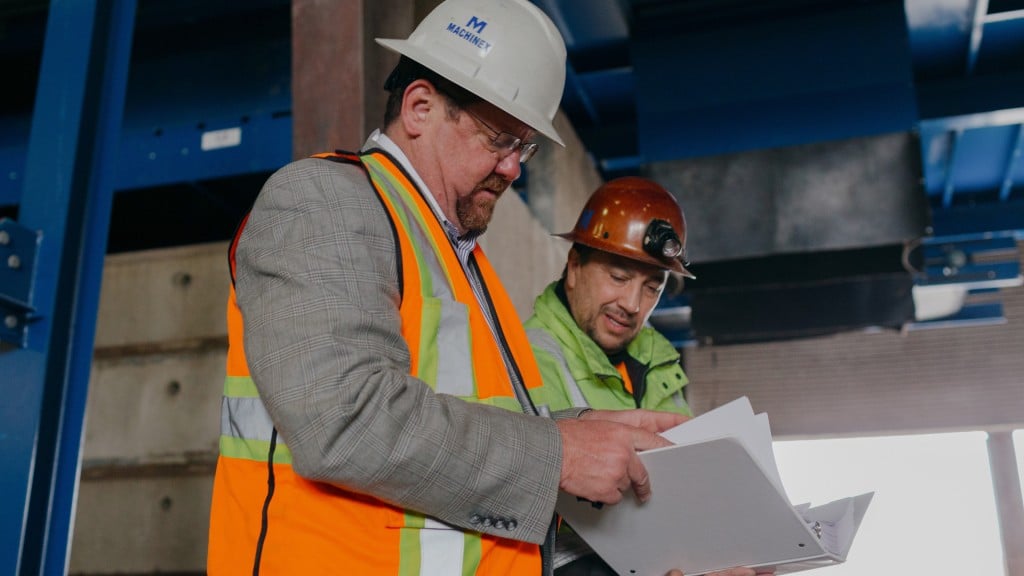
[376,0,567,146]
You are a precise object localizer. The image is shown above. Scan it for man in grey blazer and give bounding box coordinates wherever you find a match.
[209,1,763,575]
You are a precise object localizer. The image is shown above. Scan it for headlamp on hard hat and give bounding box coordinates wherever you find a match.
[643,219,687,264]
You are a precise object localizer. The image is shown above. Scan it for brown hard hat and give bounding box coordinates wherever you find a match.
[557,176,695,278]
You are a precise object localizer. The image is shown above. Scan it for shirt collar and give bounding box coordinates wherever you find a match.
[363,130,478,247]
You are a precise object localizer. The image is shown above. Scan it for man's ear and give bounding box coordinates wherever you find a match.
[400,79,439,138]
[564,248,581,289]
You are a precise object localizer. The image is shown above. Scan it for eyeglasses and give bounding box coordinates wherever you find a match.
[463,109,539,164]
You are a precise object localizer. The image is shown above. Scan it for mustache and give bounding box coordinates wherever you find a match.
[603,306,637,329]
[474,174,513,194]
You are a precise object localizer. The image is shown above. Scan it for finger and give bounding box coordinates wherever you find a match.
[647,410,689,432]
[631,428,674,452]
[627,452,653,503]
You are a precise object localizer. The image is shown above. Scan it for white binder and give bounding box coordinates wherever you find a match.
[555,398,873,576]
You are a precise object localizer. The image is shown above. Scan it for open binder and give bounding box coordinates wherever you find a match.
[555,397,873,576]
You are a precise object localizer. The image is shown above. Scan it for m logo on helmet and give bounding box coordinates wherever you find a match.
[445,16,493,54]
[467,16,487,33]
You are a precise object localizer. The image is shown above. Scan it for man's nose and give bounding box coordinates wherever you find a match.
[618,282,643,314]
[493,150,522,181]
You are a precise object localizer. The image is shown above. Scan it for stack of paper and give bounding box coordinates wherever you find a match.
[555,397,873,576]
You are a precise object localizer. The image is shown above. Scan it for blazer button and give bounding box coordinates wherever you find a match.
[494,519,506,530]
[482,517,493,527]
[507,519,517,530]
[470,514,482,525]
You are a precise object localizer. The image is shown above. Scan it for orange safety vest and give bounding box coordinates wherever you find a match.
[208,151,549,575]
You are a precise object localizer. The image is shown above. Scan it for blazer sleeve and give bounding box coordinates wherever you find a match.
[234,157,562,544]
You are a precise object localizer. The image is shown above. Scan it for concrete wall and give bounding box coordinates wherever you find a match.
[72,243,227,574]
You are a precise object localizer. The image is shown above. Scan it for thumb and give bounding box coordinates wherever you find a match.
[627,452,653,503]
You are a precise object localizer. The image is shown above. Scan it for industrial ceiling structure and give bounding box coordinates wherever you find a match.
[0,0,1020,345]
[532,0,1024,344]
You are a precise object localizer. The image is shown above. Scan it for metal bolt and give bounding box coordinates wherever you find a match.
[4,315,17,329]
[948,249,968,269]
[7,254,20,269]
[0,230,9,245]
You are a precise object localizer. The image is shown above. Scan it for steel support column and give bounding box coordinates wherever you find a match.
[290,0,419,159]
[291,0,367,158]
[0,1,136,575]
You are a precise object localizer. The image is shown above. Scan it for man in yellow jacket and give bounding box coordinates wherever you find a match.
[526,177,696,417]
[526,178,773,576]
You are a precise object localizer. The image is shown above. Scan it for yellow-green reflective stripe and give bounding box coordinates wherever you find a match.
[398,526,422,576]
[376,190,437,298]
[224,375,259,397]
[360,156,440,298]
[362,155,453,291]
[474,396,522,413]
[418,298,441,389]
[219,435,293,464]
[448,395,520,412]
[461,533,481,576]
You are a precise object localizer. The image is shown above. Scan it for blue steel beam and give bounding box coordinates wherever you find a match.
[1000,123,1024,202]
[0,1,136,575]
[0,219,39,347]
[943,128,963,208]
[0,113,291,204]
[966,0,988,75]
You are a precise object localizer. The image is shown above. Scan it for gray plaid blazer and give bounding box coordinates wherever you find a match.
[234,156,563,546]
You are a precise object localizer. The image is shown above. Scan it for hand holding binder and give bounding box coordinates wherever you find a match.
[555,397,873,576]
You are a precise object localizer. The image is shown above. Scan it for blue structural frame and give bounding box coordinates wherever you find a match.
[0,2,136,575]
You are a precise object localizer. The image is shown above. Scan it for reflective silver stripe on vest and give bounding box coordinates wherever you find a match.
[419,517,465,575]
[526,328,589,409]
[222,395,276,441]
[437,299,474,397]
